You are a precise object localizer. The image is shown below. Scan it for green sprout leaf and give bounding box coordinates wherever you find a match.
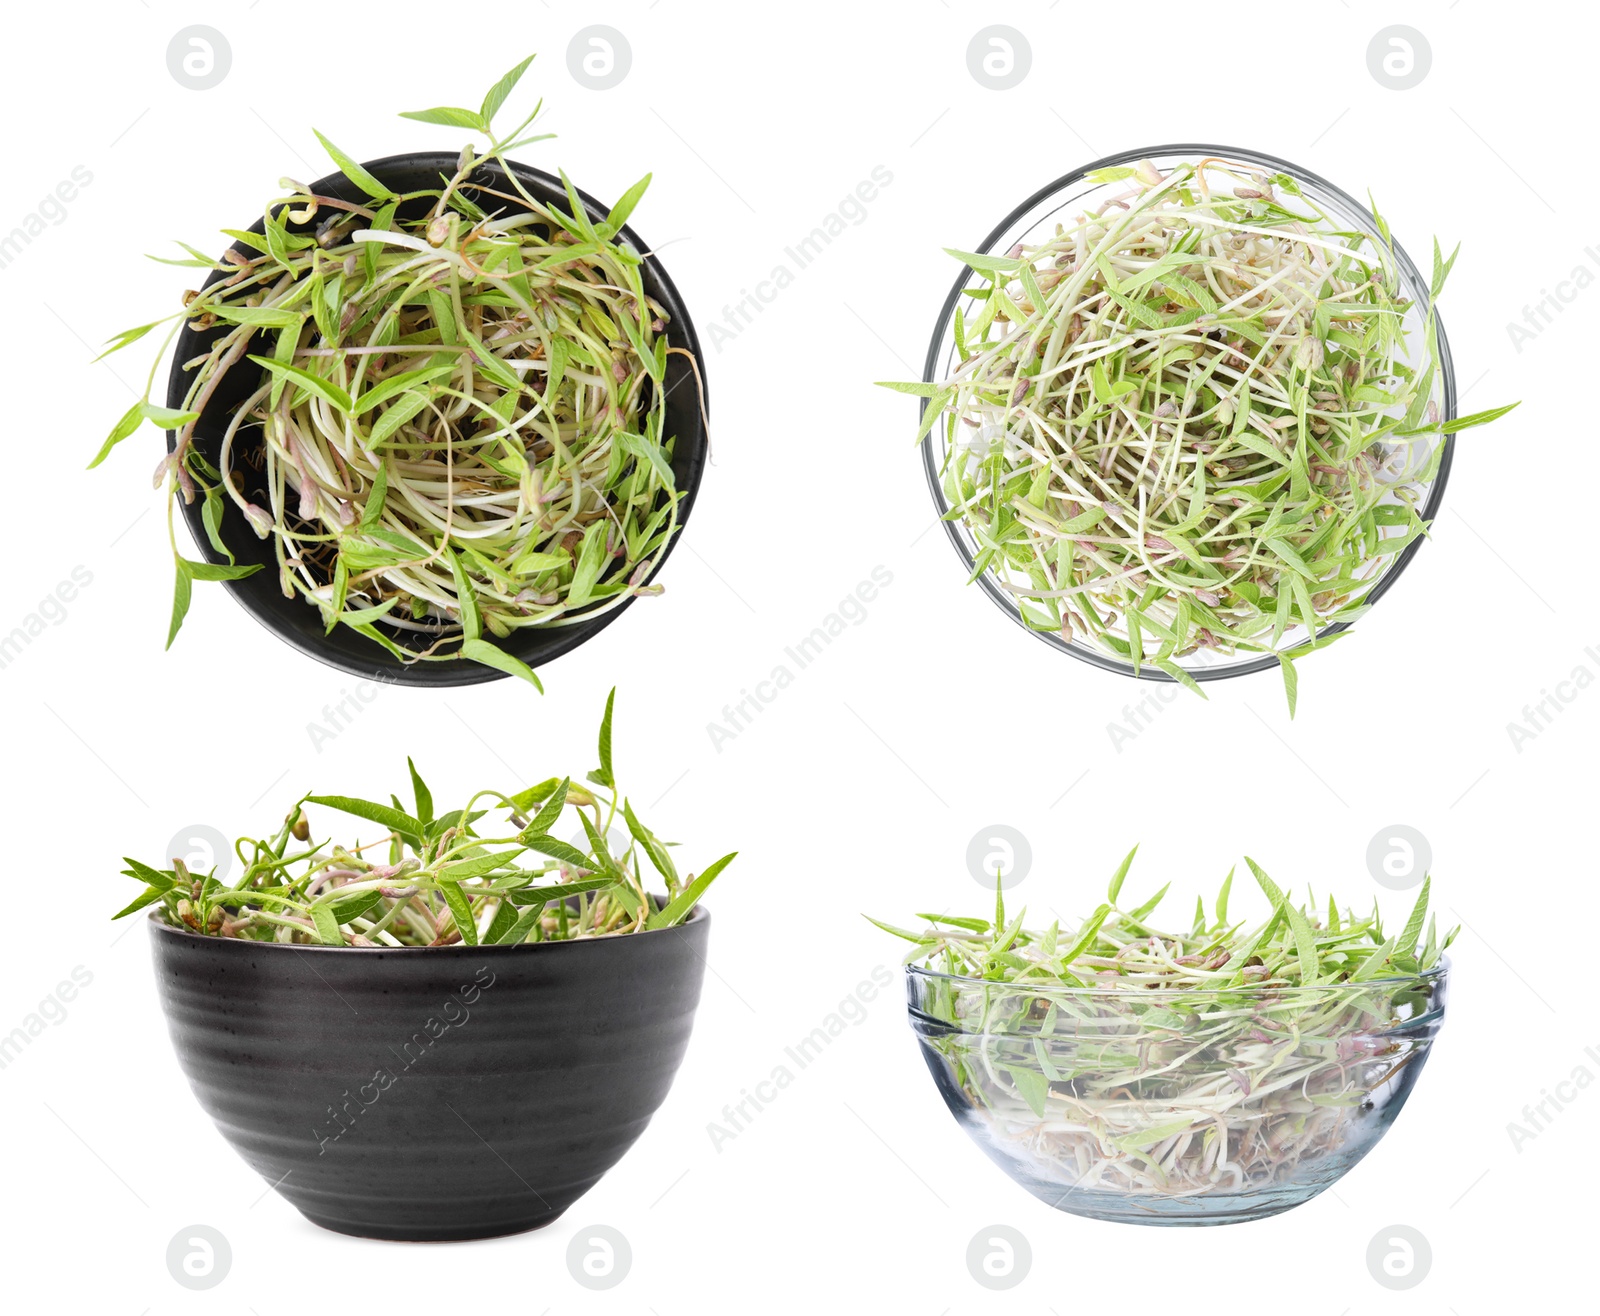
[646,852,737,929]
[1438,401,1520,433]
[525,778,570,835]
[945,248,1021,275]
[874,379,949,397]
[310,903,344,945]
[88,400,202,469]
[591,687,617,789]
[623,798,678,892]
[408,758,434,827]
[599,172,650,238]
[459,637,543,691]
[312,130,394,202]
[167,560,193,649]
[480,54,536,128]
[397,106,486,131]
[304,795,424,839]
[520,832,594,869]
[248,356,353,413]
[1278,651,1300,719]
[95,320,165,362]
[438,880,478,945]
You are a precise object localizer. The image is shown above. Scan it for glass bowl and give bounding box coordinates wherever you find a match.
[917,144,1456,684]
[906,961,1448,1225]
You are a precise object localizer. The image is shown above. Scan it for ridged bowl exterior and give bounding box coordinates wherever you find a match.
[150,908,709,1240]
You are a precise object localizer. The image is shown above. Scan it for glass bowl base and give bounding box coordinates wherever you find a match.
[980,1134,1364,1226]
[1012,1178,1332,1227]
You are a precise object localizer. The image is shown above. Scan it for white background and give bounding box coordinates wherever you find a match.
[0,2,1588,1311]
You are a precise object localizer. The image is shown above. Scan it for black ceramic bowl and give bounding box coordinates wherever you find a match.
[165,152,708,686]
[150,906,709,1241]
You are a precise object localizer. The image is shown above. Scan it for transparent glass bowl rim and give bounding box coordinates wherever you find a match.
[906,957,1449,1001]
[916,141,1458,684]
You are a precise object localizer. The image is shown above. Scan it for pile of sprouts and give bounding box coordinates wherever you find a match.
[116,692,735,947]
[91,56,698,684]
[886,156,1516,711]
[877,850,1452,1200]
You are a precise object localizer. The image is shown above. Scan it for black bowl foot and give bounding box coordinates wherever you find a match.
[298,1207,569,1243]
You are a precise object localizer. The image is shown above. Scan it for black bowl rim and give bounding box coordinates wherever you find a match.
[146,899,707,955]
[167,149,708,687]
[917,141,1457,685]
[904,954,1449,998]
